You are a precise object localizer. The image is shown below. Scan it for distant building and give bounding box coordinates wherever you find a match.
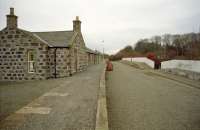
[0,8,103,81]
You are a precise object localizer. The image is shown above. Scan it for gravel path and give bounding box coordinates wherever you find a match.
[106,62,200,130]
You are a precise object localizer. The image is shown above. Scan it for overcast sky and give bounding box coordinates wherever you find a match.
[0,0,200,54]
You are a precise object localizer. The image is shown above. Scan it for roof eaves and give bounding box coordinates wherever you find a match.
[48,46,70,48]
[86,47,97,54]
[16,28,53,47]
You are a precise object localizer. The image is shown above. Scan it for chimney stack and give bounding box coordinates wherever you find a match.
[73,16,81,32]
[6,7,18,29]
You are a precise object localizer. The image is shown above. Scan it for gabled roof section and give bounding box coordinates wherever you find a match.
[33,31,75,47]
[14,28,53,47]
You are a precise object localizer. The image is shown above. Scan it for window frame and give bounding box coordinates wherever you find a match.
[27,50,36,73]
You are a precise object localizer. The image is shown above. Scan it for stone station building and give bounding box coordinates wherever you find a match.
[0,8,102,81]
[86,48,102,65]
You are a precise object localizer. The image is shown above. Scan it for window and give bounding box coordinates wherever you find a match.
[28,50,36,73]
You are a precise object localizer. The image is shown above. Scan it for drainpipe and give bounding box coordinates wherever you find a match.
[54,48,57,78]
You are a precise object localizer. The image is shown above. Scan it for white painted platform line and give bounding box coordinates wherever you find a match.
[16,107,51,115]
[43,92,69,97]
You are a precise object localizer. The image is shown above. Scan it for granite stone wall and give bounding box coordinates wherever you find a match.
[0,27,99,81]
[70,33,88,73]
[48,48,71,78]
[0,28,49,81]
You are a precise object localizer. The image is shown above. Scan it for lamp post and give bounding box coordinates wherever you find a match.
[101,40,104,61]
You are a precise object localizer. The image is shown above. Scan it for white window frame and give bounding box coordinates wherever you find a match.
[27,50,36,73]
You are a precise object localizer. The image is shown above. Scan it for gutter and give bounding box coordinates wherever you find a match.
[48,46,69,49]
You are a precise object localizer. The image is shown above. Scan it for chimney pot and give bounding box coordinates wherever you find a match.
[10,7,14,15]
[76,16,79,21]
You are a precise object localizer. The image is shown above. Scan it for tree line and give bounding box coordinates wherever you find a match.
[110,32,200,61]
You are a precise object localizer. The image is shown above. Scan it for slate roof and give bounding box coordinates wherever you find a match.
[33,31,75,47]
[17,29,97,52]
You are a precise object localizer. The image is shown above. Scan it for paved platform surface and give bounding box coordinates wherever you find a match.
[0,64,104,130]
[106,62,200,130]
